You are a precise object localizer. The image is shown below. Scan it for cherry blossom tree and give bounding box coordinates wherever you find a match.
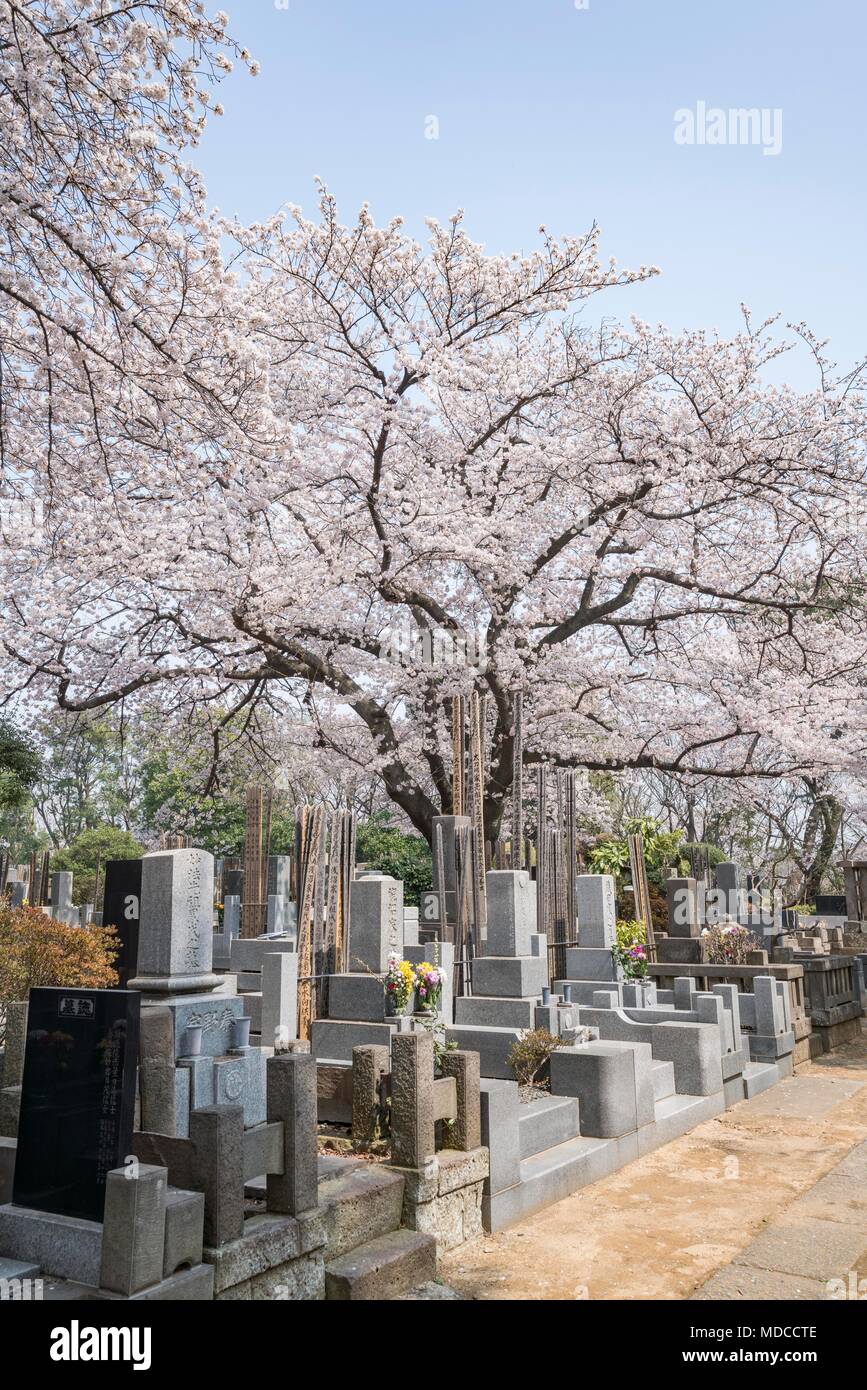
[2,13,867,843]
[0,1,264,519]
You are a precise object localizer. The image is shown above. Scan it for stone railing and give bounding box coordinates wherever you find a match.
[351,1034,489,1251]
[133,1053,326,1298]
[648,961,809,1044]
[797,956,862,1031]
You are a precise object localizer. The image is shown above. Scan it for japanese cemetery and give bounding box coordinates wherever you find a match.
[1,6,867,1308]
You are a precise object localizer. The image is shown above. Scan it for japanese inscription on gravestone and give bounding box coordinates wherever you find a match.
[12,987,140,1222]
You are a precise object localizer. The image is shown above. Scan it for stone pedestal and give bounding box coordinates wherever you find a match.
[563,945,620,982]
[656,936,709,965]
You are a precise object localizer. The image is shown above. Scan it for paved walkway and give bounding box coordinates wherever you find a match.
[439,1027,867,1300]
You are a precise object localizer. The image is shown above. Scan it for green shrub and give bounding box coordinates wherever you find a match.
[508,1028,563,1088]
[355,812,432,907]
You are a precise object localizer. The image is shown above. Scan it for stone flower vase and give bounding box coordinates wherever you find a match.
[413,987,440,1016]
[183,1025,203,1057]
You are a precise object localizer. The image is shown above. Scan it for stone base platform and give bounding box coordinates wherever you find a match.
[482,1084,726,1232]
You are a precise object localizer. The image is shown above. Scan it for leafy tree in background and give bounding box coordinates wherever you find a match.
[31,716,142,847]
[355,813,432,907]
[0,720,43,862]
[0,719,40,813]
[53,826,144,907]
[589,817,688,887]
[140,754,295,858]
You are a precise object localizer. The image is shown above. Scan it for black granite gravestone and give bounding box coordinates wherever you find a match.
[12,986,140,1222]
[224,868,244,898]
[102,858,142,987]
[815,894,847,916]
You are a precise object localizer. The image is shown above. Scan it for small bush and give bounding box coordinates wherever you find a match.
[0,904,119,1045]
[508,1028,563,1088]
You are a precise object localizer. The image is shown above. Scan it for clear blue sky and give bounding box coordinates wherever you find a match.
[198,0,866,388]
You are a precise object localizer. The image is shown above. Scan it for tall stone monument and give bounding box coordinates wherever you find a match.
[129,849,220,995]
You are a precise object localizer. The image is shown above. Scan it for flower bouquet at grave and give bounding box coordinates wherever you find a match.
[383,953,415,1015]
[413,962,444,1013]
[702,922,759,965]
[612,918,649,979]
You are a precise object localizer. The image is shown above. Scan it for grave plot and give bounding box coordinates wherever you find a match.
[0,760,863,1300]
[0,846,308,1299]
[448,869,575,1077]
[650,856,866,1062]
[0,838,487,1300]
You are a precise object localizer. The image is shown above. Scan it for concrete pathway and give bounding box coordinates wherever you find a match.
[439,1027,867,1300]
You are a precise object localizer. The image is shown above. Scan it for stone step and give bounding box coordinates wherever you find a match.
[325,1229,437,1301]
[246,1151,367,1200]
[484,1091,728,1232]
[318,1164,406,1260]
[486,1134,617,1229]
[0,1257,42,1281]
[642,1092,725,1154]
[743,1061,781,1100]
[651,1059,676,1102]
[518,1094,581,1159]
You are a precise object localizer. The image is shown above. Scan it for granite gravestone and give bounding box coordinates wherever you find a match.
[224,868,244,899]
[815,894,847,916]
[12,986,140,1222]
[102,858,143,988]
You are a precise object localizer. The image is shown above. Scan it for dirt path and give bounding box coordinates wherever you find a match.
[439,1028,867,1300]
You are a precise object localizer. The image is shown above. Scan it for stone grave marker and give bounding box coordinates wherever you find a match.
[12,986,140,1222]
[347,874,403,973]
[224,868,244,899]
[267,855,292,899]
[129,848,219,995]
[102,858,143,988]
